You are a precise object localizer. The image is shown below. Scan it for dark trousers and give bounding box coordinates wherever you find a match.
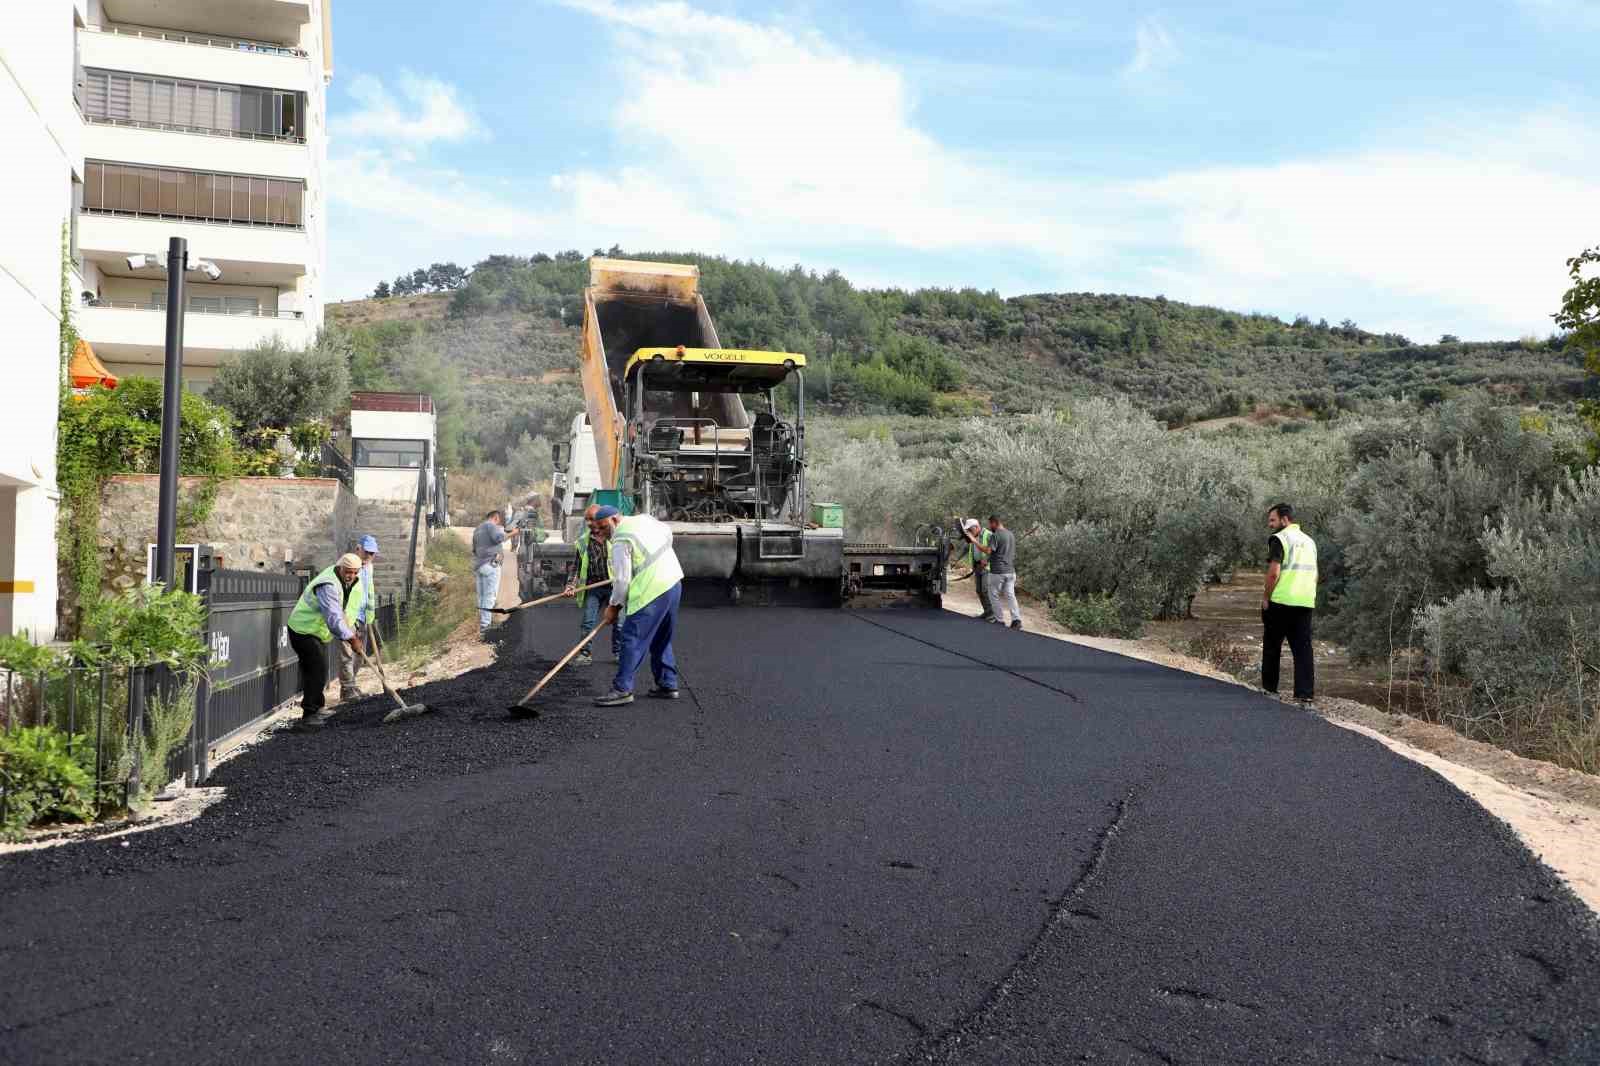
[1262,604,1315,699]
[613,583,681,694]
[974,566,995,619]
[288,628,329,715]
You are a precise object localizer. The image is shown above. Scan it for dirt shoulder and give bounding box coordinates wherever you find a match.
[944,574,1600,915]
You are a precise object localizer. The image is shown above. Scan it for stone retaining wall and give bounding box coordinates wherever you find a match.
[98,476,357,593]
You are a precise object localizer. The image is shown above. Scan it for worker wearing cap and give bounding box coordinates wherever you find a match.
[286,553,367,728]
[337,535,380,701]
[960,518,996,623]
[590,507,684,706]
[562,503,622,666]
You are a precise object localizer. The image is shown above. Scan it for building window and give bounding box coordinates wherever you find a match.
[80,69,306,141]
[83,160,305,227]
[353,439,429,469]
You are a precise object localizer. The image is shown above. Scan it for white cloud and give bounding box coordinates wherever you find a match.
[1123,16,1179,78]
[336,72,486,145]
[325,4,1600,342]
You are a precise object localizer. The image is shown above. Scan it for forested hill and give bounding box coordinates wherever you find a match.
[328,250,1586,468]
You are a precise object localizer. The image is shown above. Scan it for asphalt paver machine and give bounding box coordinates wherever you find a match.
[522,258,946,606]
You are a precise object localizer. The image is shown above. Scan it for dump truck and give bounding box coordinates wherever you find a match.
[520,258,946,606]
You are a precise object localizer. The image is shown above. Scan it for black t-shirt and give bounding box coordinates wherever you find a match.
[1267,535,1284,564]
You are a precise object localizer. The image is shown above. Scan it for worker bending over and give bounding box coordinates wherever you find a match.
[562,503,622,666]
[590,506,684,706]
[286,553,366,728]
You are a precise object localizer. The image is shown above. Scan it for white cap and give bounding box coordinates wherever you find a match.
[962,518,979,531]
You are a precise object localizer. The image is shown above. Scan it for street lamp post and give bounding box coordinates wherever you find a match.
[129,239,220,592]
[155,236,187,593]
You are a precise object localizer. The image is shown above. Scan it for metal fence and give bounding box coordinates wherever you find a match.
[1,570,417,832]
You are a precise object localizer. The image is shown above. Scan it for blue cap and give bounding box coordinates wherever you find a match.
[592,505,620,520]
[359,535,380,553]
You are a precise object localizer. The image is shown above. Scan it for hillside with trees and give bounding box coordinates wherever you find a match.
[327,249,1589,469]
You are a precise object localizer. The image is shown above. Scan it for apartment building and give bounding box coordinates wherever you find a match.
[74,0,334,387]
[0,0,332,638]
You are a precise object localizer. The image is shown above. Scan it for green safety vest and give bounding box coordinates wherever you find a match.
[613,515,684,615]
[965,528,991,568]
[286,564,366,642]
[574,530,606,608]
[1270,524,1319,608]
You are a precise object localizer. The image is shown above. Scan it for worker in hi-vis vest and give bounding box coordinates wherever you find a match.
[1262,502,1318,703]
[286,553,367,728]
[960,518,996,622]
[589,506,685,707]
[562,502,622,665]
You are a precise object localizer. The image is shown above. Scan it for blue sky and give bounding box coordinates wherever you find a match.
[325,0,1600,342]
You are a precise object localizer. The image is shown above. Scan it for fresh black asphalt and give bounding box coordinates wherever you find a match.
[2,606,1597,1064]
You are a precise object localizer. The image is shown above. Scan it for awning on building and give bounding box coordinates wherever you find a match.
[69,338,118,391]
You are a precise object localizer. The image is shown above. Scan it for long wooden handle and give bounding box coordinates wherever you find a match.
[356,645,407,711]
[491,579,611,614]
[512,622,610,706]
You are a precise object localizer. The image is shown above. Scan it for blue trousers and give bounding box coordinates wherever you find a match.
[612,583,681,694]
[581,591,622,657]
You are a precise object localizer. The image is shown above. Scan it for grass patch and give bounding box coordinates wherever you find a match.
[382,533,477,669]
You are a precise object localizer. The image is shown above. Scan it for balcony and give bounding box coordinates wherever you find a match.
[99,0,310,47]
[84,120,309,181]
[80,210,309,286]
[79,23,311,92]
[78,301,311,374]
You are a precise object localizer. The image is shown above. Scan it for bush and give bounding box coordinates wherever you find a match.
[1416,467,1600,771]
[1050,592,1128,637]
[208,332,351,435]
[0,726,96,839]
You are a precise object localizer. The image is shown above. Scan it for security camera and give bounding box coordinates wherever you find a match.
[196,260,222,281]
[126,254,146,271]
[126,252,162,271]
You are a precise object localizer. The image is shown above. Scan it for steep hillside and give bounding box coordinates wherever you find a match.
[328,250,1588,466]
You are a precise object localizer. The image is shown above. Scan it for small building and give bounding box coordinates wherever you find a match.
[350,392,437,505]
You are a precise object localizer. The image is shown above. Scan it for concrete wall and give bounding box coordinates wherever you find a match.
[0,1,76,638]
[96,475,355,595]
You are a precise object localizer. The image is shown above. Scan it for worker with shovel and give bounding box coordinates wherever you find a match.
[592,507,684,707]
[563,503,622,666]
[286,553,366,728]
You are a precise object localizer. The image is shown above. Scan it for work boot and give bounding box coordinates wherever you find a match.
[594,689,634,707]
[299,708,334,729]
[576,649,594,665]
[1009,620,1022,631]
[339,687,358,703]
[980,615,997,623]
[647,686,680,700]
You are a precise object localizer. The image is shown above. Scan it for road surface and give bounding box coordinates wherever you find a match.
[2,607,1597,1064]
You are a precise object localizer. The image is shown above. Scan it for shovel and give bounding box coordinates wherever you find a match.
[487,580,611,615]
[506,620,611,719]
[356,638,430,723]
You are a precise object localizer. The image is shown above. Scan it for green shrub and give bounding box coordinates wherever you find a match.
[0,726,96,839]
[1050,593,1129,637]
[208,332,350,435]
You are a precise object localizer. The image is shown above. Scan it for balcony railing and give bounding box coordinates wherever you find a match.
[82,206,305,231]
[83,113,306,144]
[86,299,304,319]
[82,22,308,58]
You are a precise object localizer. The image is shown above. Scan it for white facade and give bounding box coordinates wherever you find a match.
[0,2,80,639]
[351,406,438,503]
[0,0,331,637]
[72,0,334,388]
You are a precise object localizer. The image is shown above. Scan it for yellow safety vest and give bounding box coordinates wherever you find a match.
[1270,524,1318,608]
[613,515,684,614]
[286,564,365,641]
